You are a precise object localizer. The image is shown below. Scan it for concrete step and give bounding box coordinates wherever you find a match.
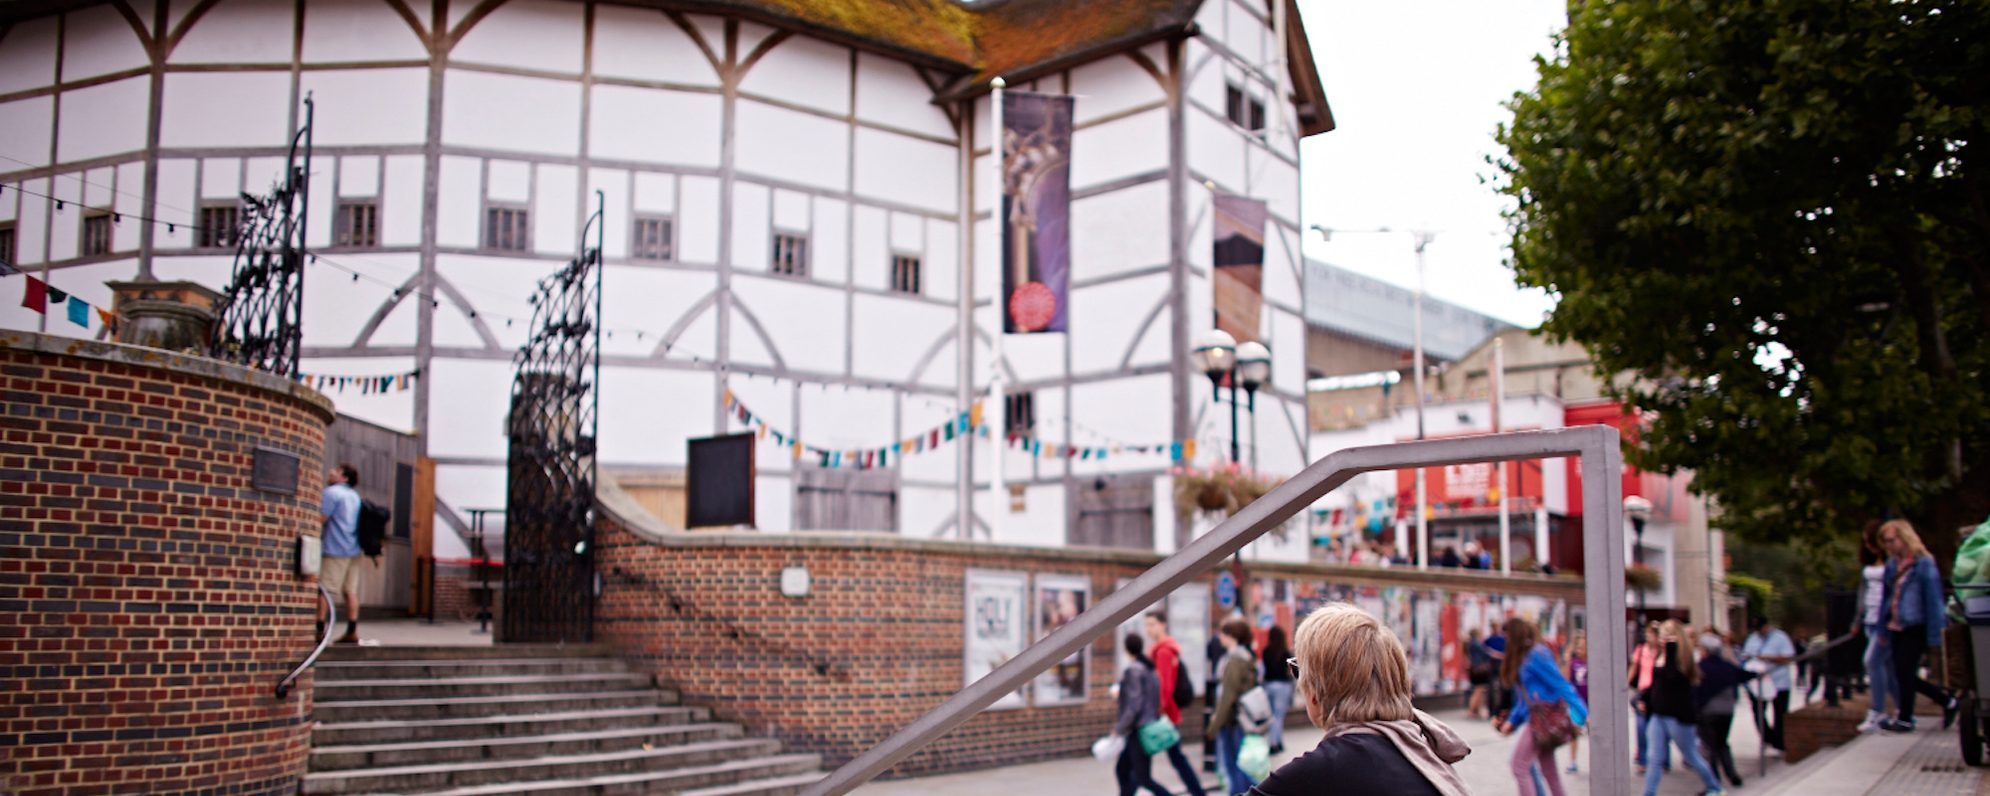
[319,644,611,662]
[317,657,630,681]
[299,739,790,794]
[678,771,827,796]
[315,672,652,701]
[313,705,710,746]
[310,721,746,769]
[348,753,825,796]
[315,688,678,723]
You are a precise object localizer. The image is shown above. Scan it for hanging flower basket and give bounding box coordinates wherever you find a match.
[1625,564,1663,592]
[1173,464,1291,541]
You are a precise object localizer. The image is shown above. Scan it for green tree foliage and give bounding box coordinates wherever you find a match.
[1496,0,1990,560]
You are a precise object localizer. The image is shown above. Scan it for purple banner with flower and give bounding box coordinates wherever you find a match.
[1000,91,1073,334]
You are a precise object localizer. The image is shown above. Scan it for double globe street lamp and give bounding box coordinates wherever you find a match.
[1190,329,1271,466]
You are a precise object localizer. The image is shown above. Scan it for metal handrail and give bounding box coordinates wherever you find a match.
[802,426,1630,796]
[275,583,338,699]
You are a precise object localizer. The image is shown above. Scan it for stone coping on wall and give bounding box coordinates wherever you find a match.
[0,329,336,422]
[597,470,1585,601]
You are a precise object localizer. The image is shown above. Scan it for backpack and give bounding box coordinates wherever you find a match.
[1171,657,1194,708]
[357,499,390,557]
[1236,685,1274,734]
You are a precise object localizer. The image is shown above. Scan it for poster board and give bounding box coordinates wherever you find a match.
[964,569,1029,710]
[1032,573,1091,706]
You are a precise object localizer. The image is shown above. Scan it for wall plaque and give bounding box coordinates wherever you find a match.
[252,447,301,495]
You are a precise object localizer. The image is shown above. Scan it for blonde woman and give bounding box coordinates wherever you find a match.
[1248,604,1471,796]
[1639,621,1724,796]
[1878,519,1959,732]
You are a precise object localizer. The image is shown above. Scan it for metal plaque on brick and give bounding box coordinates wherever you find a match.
[252,447,301,495]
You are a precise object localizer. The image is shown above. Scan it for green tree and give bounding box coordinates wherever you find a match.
[1496,0,1990,562]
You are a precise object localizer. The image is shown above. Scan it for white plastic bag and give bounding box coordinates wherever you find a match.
[1092,734,1125,762]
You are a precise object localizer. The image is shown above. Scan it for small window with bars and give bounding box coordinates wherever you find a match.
[485,205,530,252]
[631,216,673,261]
[197,204,240,249]
[771,232,808,277]
[890,253,921,294]
[1226,83,1265,135]
[82,212,113,257]
[0,224,16,268]
[1005,391,1036,433]
[337,200,379,247]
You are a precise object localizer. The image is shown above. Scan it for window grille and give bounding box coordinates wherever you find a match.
[890,254,922,294]
[198,205,240,249]
[486,206,530,252]
[632,216,673,261]
[82,213,112,256]
[771,232,809,277]
[337,201,379,247]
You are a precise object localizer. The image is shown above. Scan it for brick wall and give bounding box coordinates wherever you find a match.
[592,483,1584,777]
[0,331,333,796]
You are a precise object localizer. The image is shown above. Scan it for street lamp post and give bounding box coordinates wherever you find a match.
[1236,341,1270,471]
[1189,329,1269,467]
[1625,495,1653,623]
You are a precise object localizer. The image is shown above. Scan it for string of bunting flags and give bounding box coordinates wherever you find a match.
[723,390,1199,470]
[299,368,420,395]
[7,267,120,335]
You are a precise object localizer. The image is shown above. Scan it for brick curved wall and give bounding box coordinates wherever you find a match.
[0,332,333,796]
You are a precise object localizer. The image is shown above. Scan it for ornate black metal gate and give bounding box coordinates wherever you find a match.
[502,191,606,643]
[209,95,312,377]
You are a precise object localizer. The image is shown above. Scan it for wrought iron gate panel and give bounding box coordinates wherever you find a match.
[209,95,312,377]
[502,192,606,643]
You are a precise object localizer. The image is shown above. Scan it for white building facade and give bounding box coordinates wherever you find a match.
[0,0,1332,561]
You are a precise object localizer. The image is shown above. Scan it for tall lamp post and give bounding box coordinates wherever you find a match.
[1190,329,1270,465]
[1625,495,1653,623]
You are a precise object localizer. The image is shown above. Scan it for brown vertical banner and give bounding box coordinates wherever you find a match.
[1212,193,1267,342]
[1001,91,1073,333]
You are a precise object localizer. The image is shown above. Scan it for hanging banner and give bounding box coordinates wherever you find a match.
[1211,193,1268,342]
[1000,91,1073,334]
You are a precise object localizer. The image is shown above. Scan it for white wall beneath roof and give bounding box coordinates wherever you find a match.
[301,69,430,146]
[442,71,580,155]
[591,5,719,86]
[169,0,293,64]
[61,4,149,81]
[739,34,849,116]
[735,100,848,191]
[854,53,952,139]
[0,17,58,95]
[449,0,582,74]
[301,0,428,63]
[160,72,292,149]
[590,86,723,167]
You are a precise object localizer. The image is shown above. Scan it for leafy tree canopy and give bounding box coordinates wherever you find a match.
[1497,0,1990,558]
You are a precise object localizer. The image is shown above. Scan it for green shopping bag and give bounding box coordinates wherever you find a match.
[1238,733,1272,781]
[1137,717,1180,755]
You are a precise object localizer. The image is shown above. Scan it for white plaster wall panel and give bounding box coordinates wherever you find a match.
[432,466,502,556]
[485,160,528,203]
[1184,41,1228,118]
[735,99,848,192]
[736,21,780,64]
[1070,275,1168,373]
[300,0,428,63]
[169,0,294,64]
[303,252,418,345]
[588,86,722,167]
[161,72,290,148]
[1187,111,1246,194]
[852,127,955,212]
[729,315,777,368]
[0,97,54,169]
[923,219,957,303]
[1257,394,1307,477]
[244,157,287,198]
[850,204,887,292]
[152,159,196,249]
[424,358,513,459]
[851,295,949,382]
[1066,374,1173,452]
[1069,55,1167,125]
[590,5,718,87]
[450,0,582,74]
[1225,0,1267,67]
[1194,0,1227,43]
[442,71,580,155]
[199,158,240,199]
[427,295,488,349]
[146,254,235,294]
[532,163,577,256]
[677,175,719,263]
[434,254,566,350]
[1068,179,1169,281]
[1069,108,1166,192]
[306,172,334,247]
[1248,148,1300,228]
[436,155,481,248]
[685,15,728,66]
[301,356,418,430]
[756,475,792,532]
[381,155,424,246]
[113,162,145,252]
[632,172,674,214]
[999,325,1064,386]
[47,193,79,263]
[732,276,845,371]
[1186,181,1214,270]
[593,264,714,359]
[339,156,380,196]
[82,167,112,209]
[899,486,952,538]
[588,169,629,260]
[772,188,809,232]
[914,340,955,392]
[737,34,849,116]
[793,385,893,460]
[887,211,922,253]
[1270,306,1305,395]
[971,152,995,228]
[599,367,714,466]
[354,287,419,346]
[1261,223,1300,312]
[61,5,150,81]
[898,399,958,482]
[301,69,429,146]
[0,17,59,94]
[731,181,770,271]
[997,484,1066,548]
[811,197,848,286]
[854,53,952,140]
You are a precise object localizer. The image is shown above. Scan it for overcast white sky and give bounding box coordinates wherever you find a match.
[1295,0,1569,328]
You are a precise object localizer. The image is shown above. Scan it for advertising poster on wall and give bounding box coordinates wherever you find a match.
[1211,192,1268,342]
[1169,585,1212,697]
[1000,91,1073,334]
[964,569,1029,710]
[1034,574,1091,705]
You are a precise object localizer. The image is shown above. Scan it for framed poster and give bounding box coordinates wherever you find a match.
[1033,573,1091,706]
[964,569,1029,710]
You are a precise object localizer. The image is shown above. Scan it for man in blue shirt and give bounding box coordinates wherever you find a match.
[1740,616,1796,751]
[320,463,367,643]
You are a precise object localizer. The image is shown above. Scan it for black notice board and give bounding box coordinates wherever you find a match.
[687,433,755,529]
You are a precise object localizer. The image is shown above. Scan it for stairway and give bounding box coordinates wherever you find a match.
[306,644,824,795]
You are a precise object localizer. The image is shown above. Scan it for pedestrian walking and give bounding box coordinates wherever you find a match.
[1144,612,1209,796]
[1496,616,1586,796]
[1246,604,1470,796]
[1630,622,1669,774]
[1694,633,1750,789]
[1740,616,1795,750]
[1877,519,1960,733]
[1211,618,1261,795]
[318,464,369,644]
[1115,634,1173,796]
[1562,632,1588,774]
[1466,629,1495,720]
[1259,626,1294,755]
[1856,521,1895,732]
[1639,621,1725,796]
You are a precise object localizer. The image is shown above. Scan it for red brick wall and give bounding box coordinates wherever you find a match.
[593,508,1584,777]
[0,332,333,796]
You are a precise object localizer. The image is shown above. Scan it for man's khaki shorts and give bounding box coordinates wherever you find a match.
[322,555,365,601]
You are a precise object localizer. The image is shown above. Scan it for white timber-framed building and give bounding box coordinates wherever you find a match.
[0,0,1334,563]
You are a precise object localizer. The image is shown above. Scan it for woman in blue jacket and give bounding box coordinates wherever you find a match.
[1496,617,1587,796]
[1878,519,1959,732]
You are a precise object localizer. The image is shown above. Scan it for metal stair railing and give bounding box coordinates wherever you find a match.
[803,426,1632,796]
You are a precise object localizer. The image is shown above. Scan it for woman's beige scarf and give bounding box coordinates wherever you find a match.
[1321,709,1474,796]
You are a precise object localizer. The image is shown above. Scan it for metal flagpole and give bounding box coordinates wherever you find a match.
[1495,338,1510,574]
[988,77,1006,544]
[1412,232,1431,569]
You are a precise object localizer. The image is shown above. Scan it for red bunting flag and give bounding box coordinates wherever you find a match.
[20,276,46,313]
